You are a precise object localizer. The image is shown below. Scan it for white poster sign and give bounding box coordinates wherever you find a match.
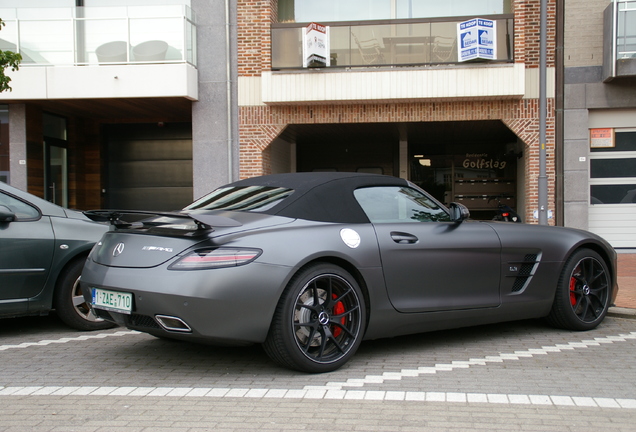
[303,22,330,68]
[457,18,496,62]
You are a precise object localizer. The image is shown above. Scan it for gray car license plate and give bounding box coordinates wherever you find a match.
[91,288,133,315]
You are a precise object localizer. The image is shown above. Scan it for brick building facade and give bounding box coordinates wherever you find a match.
[236,0,557,224]
[1,0,565,228]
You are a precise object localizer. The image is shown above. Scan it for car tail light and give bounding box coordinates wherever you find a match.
[168,247,261,270]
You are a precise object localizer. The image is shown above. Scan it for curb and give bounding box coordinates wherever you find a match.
[608,307,636,320]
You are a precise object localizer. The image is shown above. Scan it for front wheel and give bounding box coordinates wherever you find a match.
[54,258,116,331]
[546,249,611,331]
[263,263,366,373]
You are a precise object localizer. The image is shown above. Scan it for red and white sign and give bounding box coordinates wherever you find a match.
[303,22,330,68]
[590,128,615,148]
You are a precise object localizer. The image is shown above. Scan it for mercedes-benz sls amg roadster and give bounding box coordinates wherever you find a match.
[81,172,618,373]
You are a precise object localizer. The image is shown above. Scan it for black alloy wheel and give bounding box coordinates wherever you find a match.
[264,263,366,373]
[546,249,611,331]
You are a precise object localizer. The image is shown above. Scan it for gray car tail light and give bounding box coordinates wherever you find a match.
[168,247,262,270]
[155,315,192,332]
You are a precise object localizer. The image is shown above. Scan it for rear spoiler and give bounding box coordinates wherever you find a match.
[83,210,242,230]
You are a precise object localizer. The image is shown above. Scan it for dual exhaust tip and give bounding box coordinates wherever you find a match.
[155,315,192,333]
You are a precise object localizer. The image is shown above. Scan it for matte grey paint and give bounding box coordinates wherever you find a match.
[80,212,617,345]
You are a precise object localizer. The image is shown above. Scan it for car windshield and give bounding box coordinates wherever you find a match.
[184,186,293,212]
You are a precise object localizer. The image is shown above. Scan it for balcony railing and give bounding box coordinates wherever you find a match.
[603,0,636,81]
[617,0,636,58]
[272,16,513,69]
[0,5,196,67]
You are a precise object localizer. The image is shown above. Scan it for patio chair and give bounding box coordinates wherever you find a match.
[351,32,385,65]
[432,36,457,62]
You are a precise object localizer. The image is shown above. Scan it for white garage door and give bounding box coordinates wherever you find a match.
[589,130,636,248]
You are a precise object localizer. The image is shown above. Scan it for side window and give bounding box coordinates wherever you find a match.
[0,192,40,221]
[354,186,450,223]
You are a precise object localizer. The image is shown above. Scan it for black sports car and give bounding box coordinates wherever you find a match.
[0,181,112,330]
[81,172,618,373]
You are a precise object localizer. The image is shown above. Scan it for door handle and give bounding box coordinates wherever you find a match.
[390,232,418,244]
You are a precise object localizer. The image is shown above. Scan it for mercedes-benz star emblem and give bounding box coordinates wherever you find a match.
[113,242,125,257]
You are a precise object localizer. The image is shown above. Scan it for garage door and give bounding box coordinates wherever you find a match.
[589,130,636,248]
[105,123,193,211]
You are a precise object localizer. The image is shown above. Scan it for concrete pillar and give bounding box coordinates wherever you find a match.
[191,0,239,200]
[8,104,27,190]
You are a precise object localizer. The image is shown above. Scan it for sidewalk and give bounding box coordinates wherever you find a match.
[609,252,636,319]
[616,253,636,308]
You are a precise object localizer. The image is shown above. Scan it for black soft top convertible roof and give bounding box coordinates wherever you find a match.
[226,172,410,224]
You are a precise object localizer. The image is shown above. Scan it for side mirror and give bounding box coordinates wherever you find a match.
[449,202,470,223]
[0,205,16,223]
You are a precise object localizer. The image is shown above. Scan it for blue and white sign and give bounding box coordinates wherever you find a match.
[457,18,496,62]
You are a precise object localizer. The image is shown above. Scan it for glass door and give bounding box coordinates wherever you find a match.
[44,140,68,207]
[43,113,68,207]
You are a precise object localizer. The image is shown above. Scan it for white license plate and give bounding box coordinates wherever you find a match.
[91,288,133,315]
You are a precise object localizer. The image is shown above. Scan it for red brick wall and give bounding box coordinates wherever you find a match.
[240,100,556,223]
[237,0,273,76]
[516,0,557,67]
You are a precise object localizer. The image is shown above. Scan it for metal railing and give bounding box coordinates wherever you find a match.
[617,0,636,58]
[0,5,197,67]
[272,16,513,69]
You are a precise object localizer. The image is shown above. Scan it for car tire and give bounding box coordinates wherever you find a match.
[263,262,366,373]
[546,248,611,331]
[54,257,116,331]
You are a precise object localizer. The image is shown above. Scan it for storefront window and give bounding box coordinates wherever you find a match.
[410,150,517,219]
[408,121,519,220]
[278,0,511,23]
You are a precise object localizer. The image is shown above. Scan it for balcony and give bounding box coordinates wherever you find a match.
[0,5,198,101]
[0,5,196,66]
[272,16,513,69]
[603,0,636,81]
[258,16,523,106]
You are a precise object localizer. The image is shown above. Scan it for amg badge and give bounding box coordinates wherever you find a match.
[142,246,174,252]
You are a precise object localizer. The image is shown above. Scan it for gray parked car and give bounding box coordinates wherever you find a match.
[0,181,112,330]
[80,172,618,372]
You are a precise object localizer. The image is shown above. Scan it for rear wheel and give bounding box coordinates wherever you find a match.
[54,258,115,331]
[546,249,611,331]
[263,263,366,373]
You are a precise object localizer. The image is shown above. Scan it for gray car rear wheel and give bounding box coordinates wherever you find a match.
[264,263,366,373]
[546,248,611,331]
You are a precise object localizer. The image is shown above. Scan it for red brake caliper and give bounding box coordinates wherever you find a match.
[332,294,346,337]
[569,276,577,306]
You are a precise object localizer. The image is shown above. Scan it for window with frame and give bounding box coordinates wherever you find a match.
[354,185,450,223]
[590,130,636,204]
[617,0,636,59]
[0,192,40,220]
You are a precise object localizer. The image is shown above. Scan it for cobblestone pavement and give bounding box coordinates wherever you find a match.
[0,312,635,432]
